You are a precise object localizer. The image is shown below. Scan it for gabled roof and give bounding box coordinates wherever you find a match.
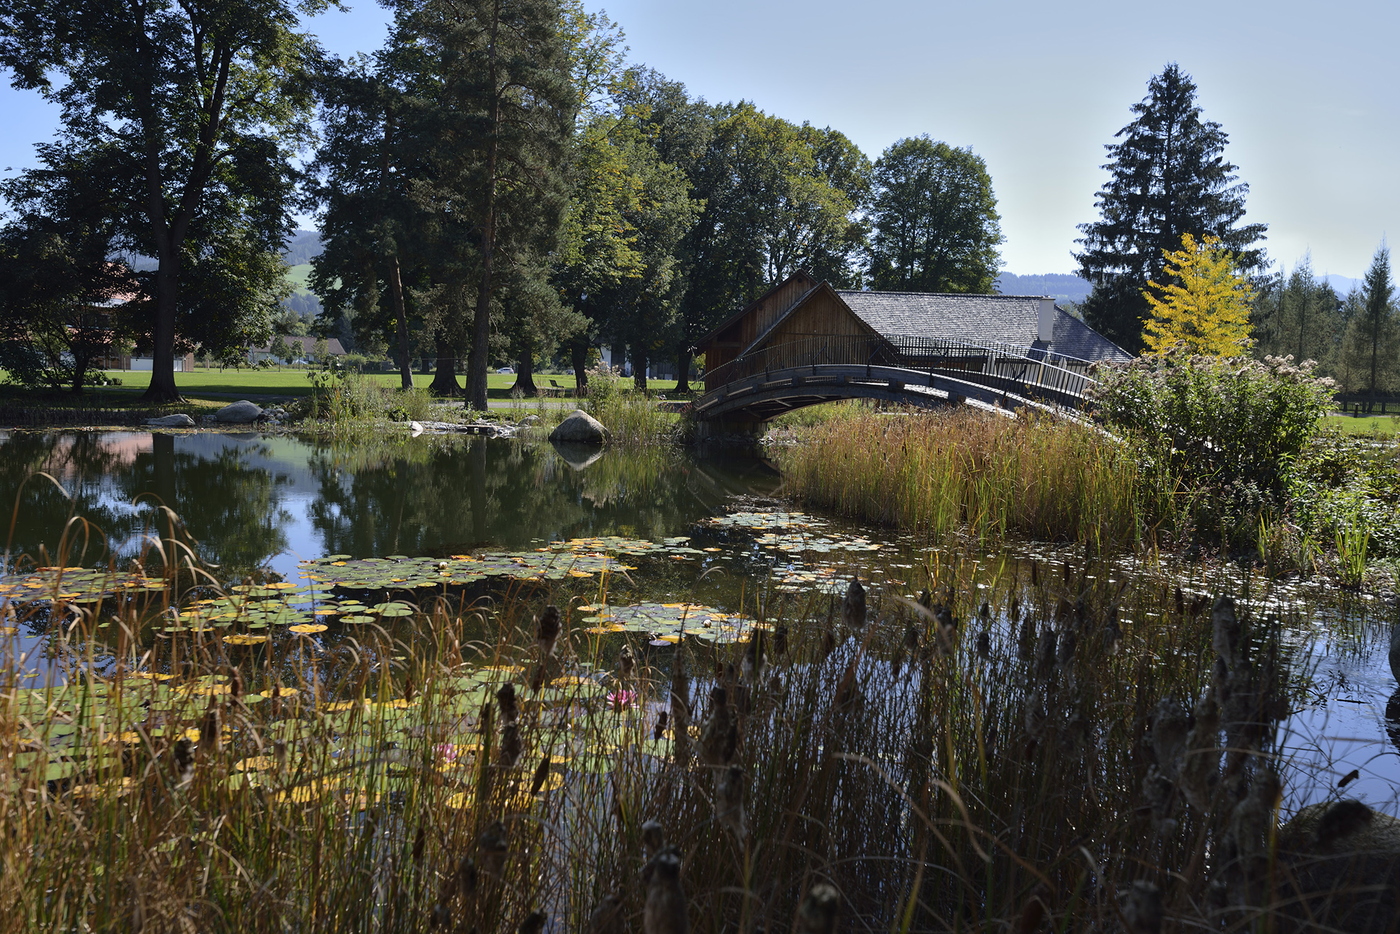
[837,290,1132,363]
[734,281,882,358]
[694,269,821,348]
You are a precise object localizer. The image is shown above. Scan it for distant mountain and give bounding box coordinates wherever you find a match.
[995,272,1092,304]
[283,230,323,265]
[1323,274,1362,295]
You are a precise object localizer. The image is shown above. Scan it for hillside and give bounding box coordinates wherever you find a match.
[995,272,1092,303]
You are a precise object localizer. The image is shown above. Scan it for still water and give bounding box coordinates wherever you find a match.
[1,428,1398,815]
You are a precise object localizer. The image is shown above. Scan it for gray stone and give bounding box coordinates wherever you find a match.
[144,414,196,428]
[548,409,610,445]
[551,440,606,470]
[213,400,264,423]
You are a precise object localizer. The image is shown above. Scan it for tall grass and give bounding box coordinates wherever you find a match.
[777,408,1166,551]
[1,523,1370,933]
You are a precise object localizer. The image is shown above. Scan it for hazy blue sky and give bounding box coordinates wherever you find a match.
[3,0,1396,279]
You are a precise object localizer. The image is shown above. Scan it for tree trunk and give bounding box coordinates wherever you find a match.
[512,347,538,396]
[465,15,501,412]
[631,345,648,392]
[389,257,414,390]
[429,333,460,395]
[674,346,692,394]
[571,339,589,397]
[143,257,183,402]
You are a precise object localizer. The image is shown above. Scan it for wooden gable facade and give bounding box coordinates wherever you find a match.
[696,271,886,392]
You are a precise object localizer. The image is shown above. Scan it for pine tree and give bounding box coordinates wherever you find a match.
[1075,64,1266,353]
[1339,244,1398,398]
[1142,234,1254,357]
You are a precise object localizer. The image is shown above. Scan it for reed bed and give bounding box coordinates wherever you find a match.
[776,408,1166,552]
[2,533,1378,933]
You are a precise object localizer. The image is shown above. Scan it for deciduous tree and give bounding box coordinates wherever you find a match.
[1142,233,1254,357]
[866,135,1002,293]
[0,0,323,401]
[1075,64,1266,353]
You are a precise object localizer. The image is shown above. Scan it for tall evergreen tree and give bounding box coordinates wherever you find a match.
[1074,64,1266,353]
[1340,244,1398,398]
[410,0,577,410]
[0,0,322,401]
[867,136,1003,293]
[1250,255,1343,371]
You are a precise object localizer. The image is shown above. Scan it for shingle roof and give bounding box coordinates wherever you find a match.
[836,290,1131,363]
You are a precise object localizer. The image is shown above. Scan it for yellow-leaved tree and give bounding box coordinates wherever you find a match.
[1141,233,1255,356]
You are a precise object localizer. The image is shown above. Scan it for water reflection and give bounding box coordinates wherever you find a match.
[0,430,781,582]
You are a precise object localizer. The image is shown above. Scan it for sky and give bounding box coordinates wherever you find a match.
[2,0,1397,280]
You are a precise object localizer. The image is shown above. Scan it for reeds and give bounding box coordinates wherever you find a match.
[777,408,1165,551]
[0,539,1376,933]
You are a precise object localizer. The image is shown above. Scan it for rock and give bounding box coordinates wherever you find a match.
[551,440,606,470]
[410,421,424,437]
[213,400,264,424]
[144,414,196,428]
[1273,800,1400,933]
[548,409,610,445]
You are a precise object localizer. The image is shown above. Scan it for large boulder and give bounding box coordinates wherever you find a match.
[548,409,610,445]
[213,400,264,424]
[144,414,196,428]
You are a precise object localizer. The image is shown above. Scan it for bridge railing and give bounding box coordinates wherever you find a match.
[701,333,1098,402]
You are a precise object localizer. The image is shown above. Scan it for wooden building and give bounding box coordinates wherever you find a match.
[694,271,1132,393]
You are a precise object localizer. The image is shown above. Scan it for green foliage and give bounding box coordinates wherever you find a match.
[1076,64,1266,353]
[306,365,430,427]
[1090,354,1334,539]
[867,135,1003,293]
[1142,233,1255,357]
[1338,244,1399,395]
[1250,254,1344,375]
[0,0,322,401]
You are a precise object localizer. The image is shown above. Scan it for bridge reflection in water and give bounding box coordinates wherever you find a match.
[689,332,1099,423]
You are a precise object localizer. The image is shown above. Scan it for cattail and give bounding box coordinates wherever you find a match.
[199,703,221,756]
[715,764,746,841]
[1211,596,1241,668]
[978,600,991,619]
[797,883,839,934]
[1121,881,1162,934]
[653,711,669,741]
[229,669,243,701]
[917,588,933,610]
[477,821,508,878]
[173,737,195,787]
[699,687,736,766]
[643,848,688,934]
[1034,630,1058,681]
[529,755,551,795]
[903,623,921,653]
[536,604,561,656]
[833,658,860,711]
[518,911,546,934]
[499,722,521,768]
[587,894,623,934]
[773,624,789,658]
[618,644,636,680]
[741,632,763,686]
[975,630,991,659]
[1104,619,1124,655]
[496,682,519,724]
[1009,595,1021,621]
[1150,698,1188,782]
[671,652,691,768]
[641,819,666,857]
[820,629,837,659]
[934,605,957,653]
[842,579,866,629]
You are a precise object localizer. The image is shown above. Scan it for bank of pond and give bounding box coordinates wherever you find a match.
[0,426,1398,932]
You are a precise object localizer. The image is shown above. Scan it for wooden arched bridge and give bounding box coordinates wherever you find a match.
[688,333,1099,423]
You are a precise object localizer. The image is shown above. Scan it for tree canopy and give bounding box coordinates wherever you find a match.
[1075,64,1266,354]
[866,136,1003,293]
[0,0,322,400]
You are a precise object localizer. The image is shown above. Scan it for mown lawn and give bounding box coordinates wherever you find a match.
[1322,413,1400,435]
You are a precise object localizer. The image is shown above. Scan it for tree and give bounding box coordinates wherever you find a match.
[1075,64,1266,353]
[1249,255,1342,372]
[0,0,323,401]
[1142,233,1254,357]
[0,207,138,393]
[866,136,1003,293]
[410,0,577,410]
[1339,244,1398,399]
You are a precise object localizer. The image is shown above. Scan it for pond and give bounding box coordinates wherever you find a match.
[1,428,1398,930]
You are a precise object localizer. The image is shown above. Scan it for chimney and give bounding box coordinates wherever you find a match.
[1037,299,1056,344]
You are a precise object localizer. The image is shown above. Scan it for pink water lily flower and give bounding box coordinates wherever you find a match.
[607,688,639,711]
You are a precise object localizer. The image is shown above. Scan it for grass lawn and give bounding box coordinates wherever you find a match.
[3,366,684,407]
[1322,413,1400,435]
